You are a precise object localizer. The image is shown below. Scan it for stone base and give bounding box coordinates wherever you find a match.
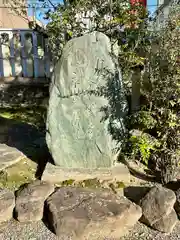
[41,162,130,183]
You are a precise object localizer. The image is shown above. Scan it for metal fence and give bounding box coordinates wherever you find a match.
[0,29,51,79]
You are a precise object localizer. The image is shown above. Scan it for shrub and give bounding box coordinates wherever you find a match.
[122,5,180,183]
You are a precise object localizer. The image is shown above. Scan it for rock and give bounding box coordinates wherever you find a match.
[41,162,130,184]
[0,144,24,171]
[46,31,127,168]
[115,187,124,196]
[129,129,143,137]
[45,187,142,239]
[0,221,9,233]
[174,187,180,218]
[159,151,179,184]
[152,209,178,233]
[15,180,54,222]
[111,163,130,182]
[140,186,177,233]
[0,188,15,223]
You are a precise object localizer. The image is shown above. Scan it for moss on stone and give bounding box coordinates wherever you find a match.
[61,179,75,186]
[116,181,126,188]
[79,178,101,188]
[55,178,126,193]
[0,158,37,190]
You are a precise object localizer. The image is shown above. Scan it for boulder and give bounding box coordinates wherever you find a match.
[0,188,15,223]
[0,144,24,171]
[46,31,127,168]
[174,187,180,218]
[45,187,142,239]
[15,180,54,222]
[152,209,178,233]
[140,185,177,233]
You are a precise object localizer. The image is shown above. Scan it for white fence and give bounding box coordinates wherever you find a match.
[0,29,51,78]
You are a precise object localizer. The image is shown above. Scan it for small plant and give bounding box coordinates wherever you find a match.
[123,131,160,166]
[126,110,157,130]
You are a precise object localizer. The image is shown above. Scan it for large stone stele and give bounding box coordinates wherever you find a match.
[46,31,126,169]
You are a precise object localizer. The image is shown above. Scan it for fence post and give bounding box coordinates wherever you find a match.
[32,31,39,78]
[0,34,4,77]
[20,31,27,77]
[9,32,16,77]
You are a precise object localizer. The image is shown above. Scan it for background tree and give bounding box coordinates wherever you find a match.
[45,0,148,59]
[122,5,180,184]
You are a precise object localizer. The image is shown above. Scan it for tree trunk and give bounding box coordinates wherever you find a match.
[131,68,141,113]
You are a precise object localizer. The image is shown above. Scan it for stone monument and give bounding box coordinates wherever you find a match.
[45,31,127,181]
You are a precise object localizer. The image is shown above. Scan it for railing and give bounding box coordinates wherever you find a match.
[0,29,51,79]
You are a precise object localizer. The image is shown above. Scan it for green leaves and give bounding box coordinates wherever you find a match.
[128,132,160,165]
[121,6,179,178]
[126,111,157,130]
[45,0,149,62]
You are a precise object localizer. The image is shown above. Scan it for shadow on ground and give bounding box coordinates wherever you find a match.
[0,116,52,178]
[124,186,151,204]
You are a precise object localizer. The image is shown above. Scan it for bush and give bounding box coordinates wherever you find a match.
[46,0,148,64]
[122,5,180,183]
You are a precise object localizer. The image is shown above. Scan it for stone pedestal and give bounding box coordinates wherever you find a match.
[41,162,130,184]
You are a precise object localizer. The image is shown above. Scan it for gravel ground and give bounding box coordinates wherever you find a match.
[0,220,57,240]
[120,221,180,240]
[1,219,180,240]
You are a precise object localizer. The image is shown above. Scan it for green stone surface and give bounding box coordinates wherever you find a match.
[46,32,126,168]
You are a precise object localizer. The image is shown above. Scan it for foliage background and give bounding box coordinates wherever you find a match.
[4,0,180,183]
